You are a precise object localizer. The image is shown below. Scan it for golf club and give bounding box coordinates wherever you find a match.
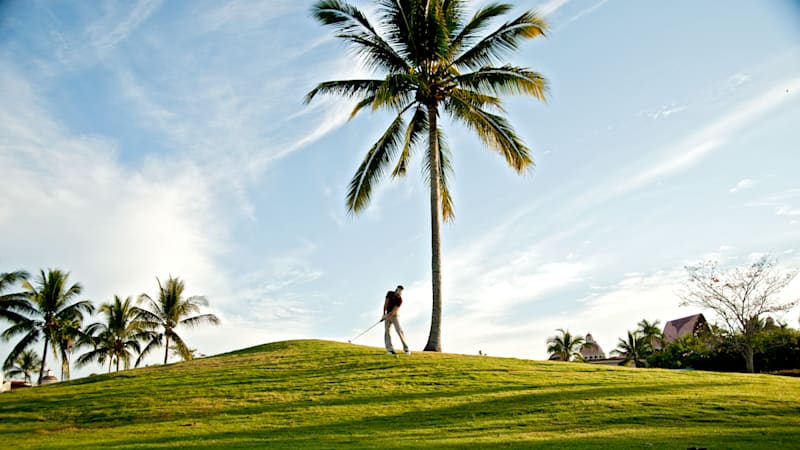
[348,319,383,343]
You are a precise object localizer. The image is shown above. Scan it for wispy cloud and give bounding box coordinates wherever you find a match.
[729,178,755,193]
[606,77,800,198]
[86,0,163,54]
[640,103,687,120]
[559,0,609,28]
[744,189,800,217]
[537,0,570,16]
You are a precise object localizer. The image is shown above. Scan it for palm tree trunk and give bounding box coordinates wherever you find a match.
[38,338,49,385]
[164,334,170,365]
[424,103,443,352]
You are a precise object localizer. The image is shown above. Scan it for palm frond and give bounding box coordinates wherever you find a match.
[456,65,547,101]
[446,92,533,172]
[392,105,428,177]
[135,334,163,367]
[313,0,409,72]
[453,10,547,70]
[179,313,220,328]
[346,104,413,213]
[3,330,39,370]
[448,3,511,57]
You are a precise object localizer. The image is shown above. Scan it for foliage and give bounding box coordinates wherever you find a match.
[679,256,798,372]
[545,328,584,362]
[0,269,93,384]
[637,318,662,349]
[648,323,800,373]
[612,330,651,367]
[307,0,549,351]
[78,296,153,372]
[1,340,799,449]
[0,271,29,324]
[136,276,219,366]
[3,349,41,384]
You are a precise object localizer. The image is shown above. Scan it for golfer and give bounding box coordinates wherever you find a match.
[383,285,410,355]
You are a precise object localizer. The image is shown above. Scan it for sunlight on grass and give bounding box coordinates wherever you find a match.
[1,340,799,448]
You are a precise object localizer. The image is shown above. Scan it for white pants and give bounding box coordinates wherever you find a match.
[384,314,408,353]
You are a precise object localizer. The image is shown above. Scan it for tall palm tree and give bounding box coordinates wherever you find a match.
[78,296,151,373]
[613,330,651,368]
[546,328,585,362]
[0,270,29,322]
[136,277,219,366]
[636,318,663,349]
[1,269,93,384]
[4,349,41,384]
[307,1,548,351]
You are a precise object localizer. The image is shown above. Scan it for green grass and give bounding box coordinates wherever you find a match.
[1,340,799,448]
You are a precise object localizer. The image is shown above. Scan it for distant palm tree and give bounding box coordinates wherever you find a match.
[1,269,93,384]
[4,349,41,384]
[136,277,219,366]
[613,331,651,368]
[546,329,585,362]
[637,319,663,349]
[0,270,29,323]
[54,317,85,381]
[78,296,152,373]
[307,1,548,351]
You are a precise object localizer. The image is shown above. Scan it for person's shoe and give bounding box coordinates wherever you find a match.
[386,351,395,355]
[405,350,411,355]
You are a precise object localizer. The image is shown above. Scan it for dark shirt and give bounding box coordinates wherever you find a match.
[386,291,403,313]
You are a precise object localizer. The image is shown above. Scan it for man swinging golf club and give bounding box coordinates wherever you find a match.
[383,285,410,355]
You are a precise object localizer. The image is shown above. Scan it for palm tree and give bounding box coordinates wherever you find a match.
[546,328,585,362]
[78,296,152,373]
[54,317,85,381]
[613,330,651,368]
[0,270,29,322]
[4,349,41,384]
[637,319,663,350]
[307,1,548,351]
[1,269,93,384]
[136,277,219,366]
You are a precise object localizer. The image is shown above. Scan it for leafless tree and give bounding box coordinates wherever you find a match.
[678,256,798,373]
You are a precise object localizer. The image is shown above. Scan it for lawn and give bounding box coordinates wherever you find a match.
[1,340,798,448]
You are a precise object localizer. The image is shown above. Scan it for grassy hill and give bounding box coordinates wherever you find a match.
[1,339,799,449]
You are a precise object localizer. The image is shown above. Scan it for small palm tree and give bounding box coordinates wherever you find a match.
[613,331,651,368]
[78,296,152,372]
[1,269,93,384]
[136,277,219,366]
[4,349,41,384]
[636,319,663,349]
[546,328,585,362]
[308,0,548,351]
[54,317,85,381]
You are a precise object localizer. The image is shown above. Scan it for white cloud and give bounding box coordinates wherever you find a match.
[606,77,800,198]
[537,0,570,16]
[729,178,755,193]
[729,72,751,88]
[86,0,163,54]
[643,103,687,120]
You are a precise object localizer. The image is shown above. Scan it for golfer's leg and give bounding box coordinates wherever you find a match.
[392,315,409,352]
[384,320,394,353]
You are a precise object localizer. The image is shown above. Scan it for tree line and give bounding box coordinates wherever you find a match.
[546,256,799,374]
[0,269,219,385]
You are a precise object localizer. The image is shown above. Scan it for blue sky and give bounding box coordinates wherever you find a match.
[1,0,799,376]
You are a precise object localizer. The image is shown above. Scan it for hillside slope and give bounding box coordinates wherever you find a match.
[1,339,799,448]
